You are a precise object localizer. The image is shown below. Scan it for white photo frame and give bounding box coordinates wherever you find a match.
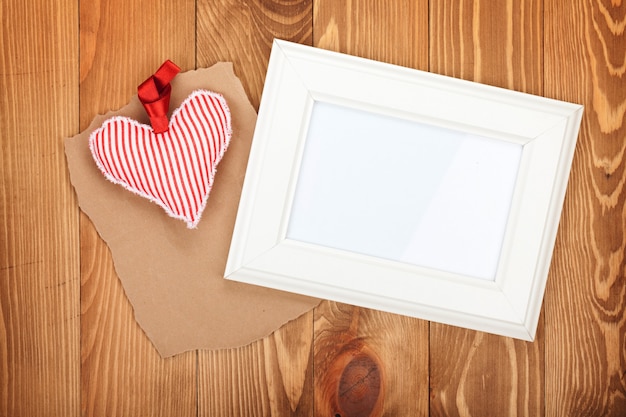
[225,39,583,341]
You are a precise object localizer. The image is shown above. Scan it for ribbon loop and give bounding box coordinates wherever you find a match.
[138,60,181,133]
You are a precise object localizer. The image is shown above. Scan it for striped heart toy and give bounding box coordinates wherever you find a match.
[89,62,232,228]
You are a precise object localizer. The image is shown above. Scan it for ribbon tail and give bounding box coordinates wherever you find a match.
[137,60,181,133]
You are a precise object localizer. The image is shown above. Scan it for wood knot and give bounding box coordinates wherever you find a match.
[323,340,384,417]
[336,352,382,417]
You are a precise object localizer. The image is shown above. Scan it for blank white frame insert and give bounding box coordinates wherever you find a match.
[287,102,522,281]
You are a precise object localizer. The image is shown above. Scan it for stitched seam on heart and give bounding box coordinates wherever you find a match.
[89,90,232,228]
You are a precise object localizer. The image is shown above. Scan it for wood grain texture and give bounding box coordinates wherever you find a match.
[312,2,430,416]
[313,302,429,417]
[197,0,313,109]
[199,311,314,416]
[196,1,315,415]
[0,0,80,416]
[430,0,543,94]
[544,0,626,415]
[429,1,545,416]
[430,326,544,417]
[313,0,429,70]
[78,0,197,416]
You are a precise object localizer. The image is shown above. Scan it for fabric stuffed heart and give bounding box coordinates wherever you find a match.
[89,90,232,228]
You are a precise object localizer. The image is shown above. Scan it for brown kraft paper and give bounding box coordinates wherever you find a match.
[65,62,320,357]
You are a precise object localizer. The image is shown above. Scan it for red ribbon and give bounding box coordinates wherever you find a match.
[137,60,181,134]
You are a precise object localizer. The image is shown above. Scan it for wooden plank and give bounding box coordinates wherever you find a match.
[0,0,80,415]
[313,303,429,417]
[313,0,428,70]
[78,0,197,416]
[197,0,313,109]
[312,2,430,416]
[430,326,544,416]
[430,0,544,94]
[544,0,626,415]
[199,312,315,416]
[196,1,315,416]
[428,1,545,416]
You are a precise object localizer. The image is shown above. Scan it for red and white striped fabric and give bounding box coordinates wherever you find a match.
[89,90,232,228]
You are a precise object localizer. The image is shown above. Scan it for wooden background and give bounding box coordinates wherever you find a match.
[1,0,625,415]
